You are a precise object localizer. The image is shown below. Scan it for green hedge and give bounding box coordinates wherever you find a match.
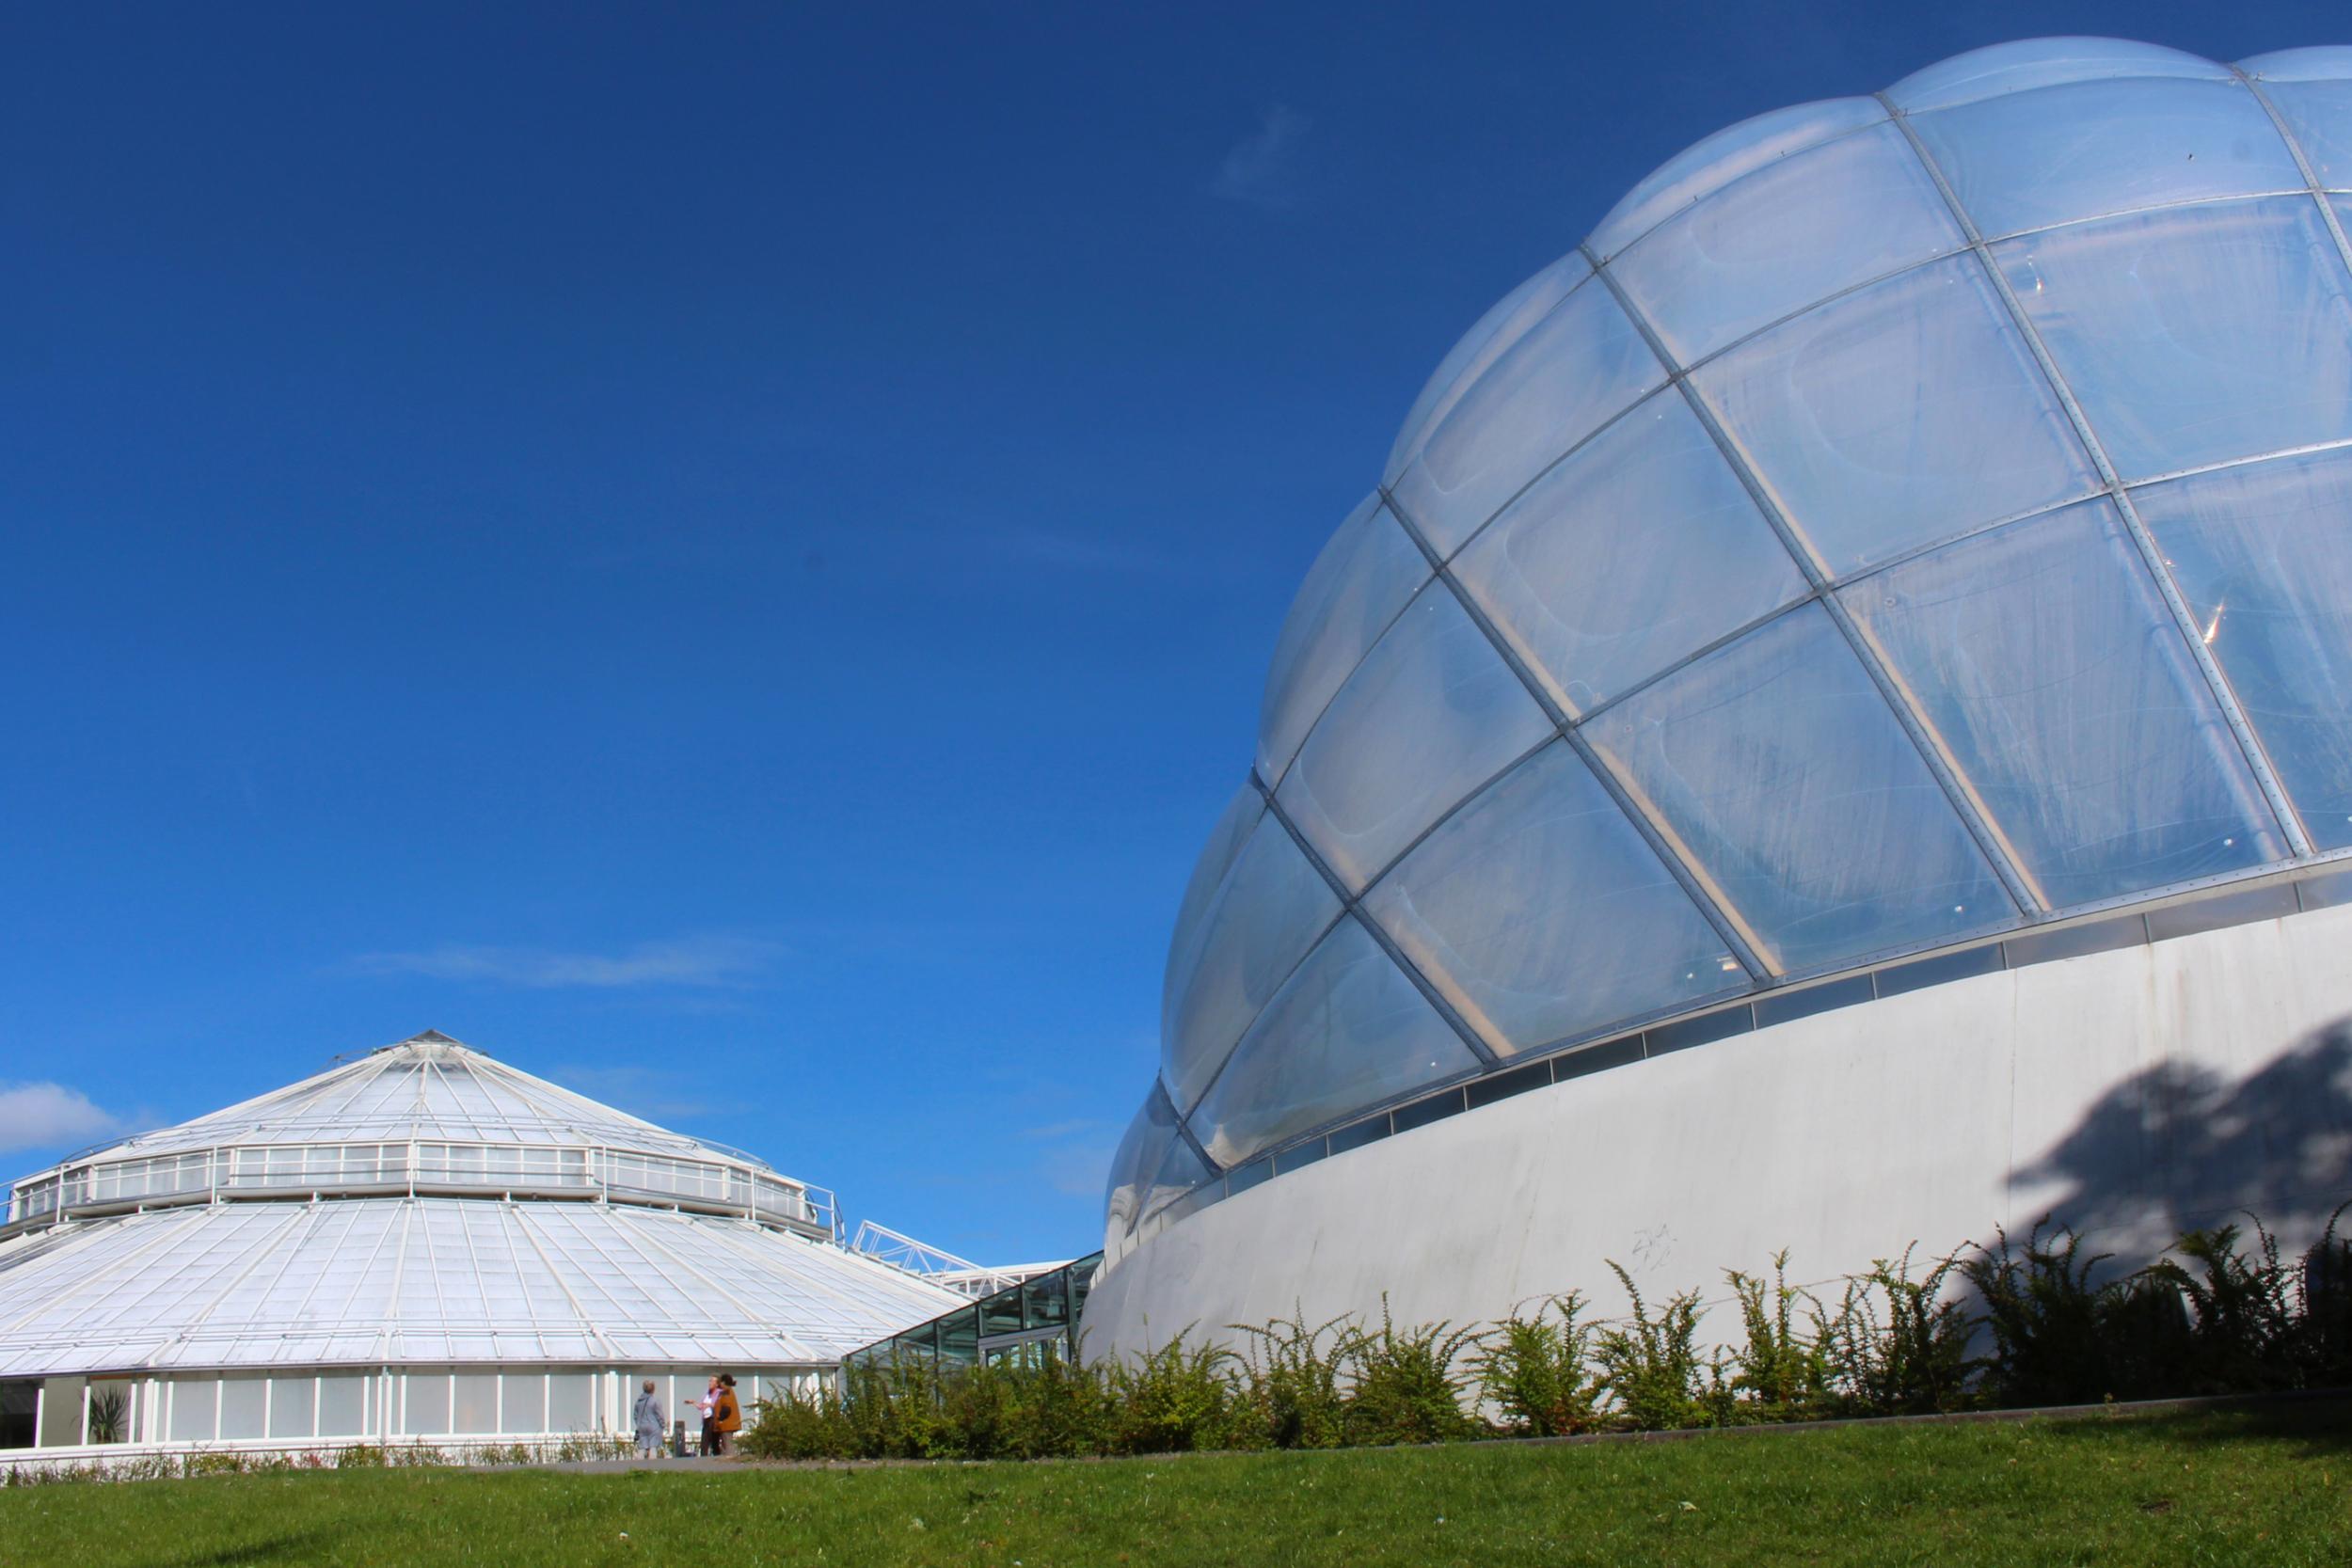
[742,1213,2352,1462]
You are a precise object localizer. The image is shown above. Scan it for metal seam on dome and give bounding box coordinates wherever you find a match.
[1170,784,1502,1170]
[1158,807,1354,1123]
[1549,483,2107,737]
[1581,245,2046,928]
[1375,505,1776,981]
[2123,434,2352,493]
[1881,89,2319,861]
[1967,185,2317,247]
[1172,1109,1219,1175]
[2235,68,2352,361]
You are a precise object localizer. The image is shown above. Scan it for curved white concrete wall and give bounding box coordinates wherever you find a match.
[1082,897,2352,1359]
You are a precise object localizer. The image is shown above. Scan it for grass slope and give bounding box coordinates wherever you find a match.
[3,1403,2347,1568]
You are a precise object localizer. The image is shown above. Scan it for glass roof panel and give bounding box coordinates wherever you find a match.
[1137,1134,1215,1224]
[1996,197,2352,482]
[1911,77,2305,241]
[1583,603,2014,973]
[1160,815,1343,1113]
[1163,782,1263,981]
[1613,120,1964,366]
[1387,251,1592,482]
[1842,499,2283,906]
[1886,38,2230,115]
[1693,253,2100,575]
[1588,98,1887,261]
[2244,49,2352,191]
[0,1196,958,1378]
[1255,496,1433,785]
[1450,390,1806,718]
[1362,740,1747,1055]
[1188,915,1476,1168]
[1102,1091,1181,1247]
[2137,445,2352,849]
[1389,277,1667,558]
[1276,583,1555,891]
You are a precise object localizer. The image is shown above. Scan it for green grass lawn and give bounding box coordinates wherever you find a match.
[4,1402,2347,1568]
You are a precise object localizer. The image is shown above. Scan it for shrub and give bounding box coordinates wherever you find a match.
[1230,1311,1349,1450]
[1474,1292,1602,1436]
[2151,1218,2302,1393]
[1335,1300,1483,1446]
[1723,1253,1832,1421]
[2297,1208,2352,1383]
[1966,1222,2139,1405]
[1103,1338,1238,1454]
[1819,1247,1976,1415]
[1593,1264,1717,1430]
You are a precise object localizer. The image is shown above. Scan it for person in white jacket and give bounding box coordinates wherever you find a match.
[693,1376,720,1456]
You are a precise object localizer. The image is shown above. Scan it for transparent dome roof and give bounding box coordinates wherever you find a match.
[1109,39,2352,1248]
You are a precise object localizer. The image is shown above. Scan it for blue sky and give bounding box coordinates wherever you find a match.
[2,1,2340,1261]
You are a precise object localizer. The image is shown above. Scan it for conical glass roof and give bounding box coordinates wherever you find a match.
[0,1033,965,1378]
[91,1031,746,1164]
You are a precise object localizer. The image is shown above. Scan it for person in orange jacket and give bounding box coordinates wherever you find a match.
[711,1372,741,1455]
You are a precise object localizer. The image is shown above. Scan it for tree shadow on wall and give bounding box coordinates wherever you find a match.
[2007,1015,2352,1458]
[2011,1014,2352,1273]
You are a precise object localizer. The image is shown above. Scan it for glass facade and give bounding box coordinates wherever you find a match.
[848,1254,1104,1374]
[1107,39,2352,1259]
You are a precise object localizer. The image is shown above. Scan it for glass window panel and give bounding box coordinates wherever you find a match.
[501,1374,548,1434]
[1255,497,1433,784]
[1389,279,1667,558]
[1188,915,1479,1168]
[545,1371,593,1433]
[317,1375,368,1437]
[1912,78,2304,240]
[267,1376,315,1440]
[1160,816,1341,1111]
[1695,255,2098,574]
[1277,584,1555,890]
[1584,603,2013,973]
[218,1375,265,1441]
[1363,741,1747,1054]
[1102,1091,1180,1245]
[1844,499,2283,907]
[1388,250,1592,480]
[1887,39,2230,115]
[980,1288,1024,1338]
[1997,198,2352,482]
[2137,445,2352,847]
[2248,54,2352,191]
[452,1374,499,1434]
[940,1307,980,1368]
[1589,98,1887,260]
[404,1373,451,1436]
[168,1378,216,1443]
[1613,122,1964,365]
[1452,392,1806,716]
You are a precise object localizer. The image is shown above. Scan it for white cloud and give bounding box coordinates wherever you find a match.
[0,1082,125,1156]
[1212,104,1311,210]
[355,935,785,990]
